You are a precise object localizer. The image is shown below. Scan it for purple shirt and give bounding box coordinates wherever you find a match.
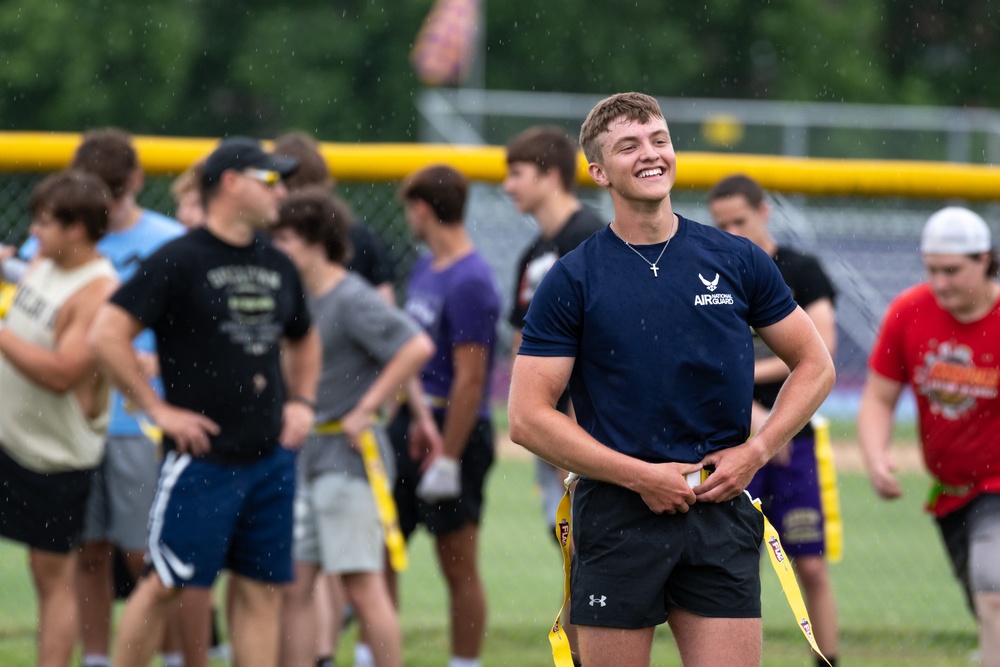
[404,251,501,418]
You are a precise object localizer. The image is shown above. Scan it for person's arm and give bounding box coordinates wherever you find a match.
[508,354,701,514]
[403,376,444,466]
[754,297,837,384]
[857,371,906,500]
[697,306,835,503]
[279,329,321,450]
[0,276,116,392]
[439,342,489,460]
[90,303,219,455]
[375,282,396,306]
[341,332,435,440]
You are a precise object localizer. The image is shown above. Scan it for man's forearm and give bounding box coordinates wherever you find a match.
[283,331,321,402]
[441,375,485,459]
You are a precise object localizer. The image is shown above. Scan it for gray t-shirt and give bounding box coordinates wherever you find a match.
[299,273,421,480]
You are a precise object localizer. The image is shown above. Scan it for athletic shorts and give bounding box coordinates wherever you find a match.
[294,472,383,573]
[936,493,1000,613]
[389,410,494,537]
[745,431,825,558]
[147,447,296,588]
[570,478,764,629]
[82,435,160,551]
[0,445,93,553]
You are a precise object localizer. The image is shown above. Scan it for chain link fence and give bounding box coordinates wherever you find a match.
[1,166,992,662]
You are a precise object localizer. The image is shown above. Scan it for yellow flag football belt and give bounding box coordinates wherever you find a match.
[547,470,830,667]
[312,421,408,572]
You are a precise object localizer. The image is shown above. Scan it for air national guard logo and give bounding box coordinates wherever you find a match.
[694,271,734,306]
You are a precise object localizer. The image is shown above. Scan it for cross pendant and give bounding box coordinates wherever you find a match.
[650,264,659,277]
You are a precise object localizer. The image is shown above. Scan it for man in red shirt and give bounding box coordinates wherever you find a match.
[859,206,1000,667]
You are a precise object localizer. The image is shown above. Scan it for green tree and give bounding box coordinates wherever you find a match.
[0,1,996,142]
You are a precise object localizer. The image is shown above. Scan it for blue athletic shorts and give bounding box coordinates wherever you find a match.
[570,478,764,628]
[147,447,297,588]
[744,431,825,558]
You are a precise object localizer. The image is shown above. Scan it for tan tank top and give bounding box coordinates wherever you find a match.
[0,256,116,472]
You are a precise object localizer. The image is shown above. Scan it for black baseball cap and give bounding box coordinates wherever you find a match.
[201,136,300,187]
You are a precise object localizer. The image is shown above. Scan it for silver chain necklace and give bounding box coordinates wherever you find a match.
[609,216,677,278]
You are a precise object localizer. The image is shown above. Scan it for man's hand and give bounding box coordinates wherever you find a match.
[696,440,770,503]
[408,412,444,471]
[279,401,315,451]
[632,462,702,514]
[416,455,461,502]
[149,403,220,457]
[867,453,903,500]
[340,406,375,450]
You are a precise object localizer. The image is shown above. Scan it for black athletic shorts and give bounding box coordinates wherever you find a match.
[0,445,93,553]
[389,409,494,537]
[570,478,764,628]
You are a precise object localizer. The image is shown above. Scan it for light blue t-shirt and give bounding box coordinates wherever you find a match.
[21,209,185,436]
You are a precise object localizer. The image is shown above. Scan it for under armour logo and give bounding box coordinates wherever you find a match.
[589,594,607,607]
[698,273,720,291]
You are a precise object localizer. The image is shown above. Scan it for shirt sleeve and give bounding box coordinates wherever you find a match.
[518,261,582,358]
[109,250,174,328]
[868,297,908,383]
[345,286,421,364]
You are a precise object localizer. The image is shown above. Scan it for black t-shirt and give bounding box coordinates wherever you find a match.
[110,227,312,464]
[347,223,395,288]
[508,207,605,328]
[753,246,836,410]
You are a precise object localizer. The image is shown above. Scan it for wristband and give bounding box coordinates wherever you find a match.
[289,396,316,410]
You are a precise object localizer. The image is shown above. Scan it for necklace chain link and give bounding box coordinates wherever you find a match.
[610,216,676,278]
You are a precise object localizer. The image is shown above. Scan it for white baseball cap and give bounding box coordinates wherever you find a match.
[920,207,992,255]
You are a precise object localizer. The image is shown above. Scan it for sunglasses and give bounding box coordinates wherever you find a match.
[243,168,282,188]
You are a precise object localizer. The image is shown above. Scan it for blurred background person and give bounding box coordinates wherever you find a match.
[169,160,207,230]
[93,136,317,667]
[273,187,433,667]
[858,207,1000,667]
[391,165,500,667]
[0,170,117,667]
[275,131,397,304]
[707,174,840,667]
[503,124,603,664]
[19,128,187,667]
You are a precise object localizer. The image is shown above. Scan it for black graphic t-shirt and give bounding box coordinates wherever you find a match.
[753,246,836,410]
[111,227,312,464]
[508,207,605,329]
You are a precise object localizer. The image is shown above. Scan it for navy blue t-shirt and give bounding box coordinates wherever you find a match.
[518,215,796,464]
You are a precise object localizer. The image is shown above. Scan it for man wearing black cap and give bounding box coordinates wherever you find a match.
[91,136,322,667]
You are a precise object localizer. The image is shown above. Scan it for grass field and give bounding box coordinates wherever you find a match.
[0,453,978,666]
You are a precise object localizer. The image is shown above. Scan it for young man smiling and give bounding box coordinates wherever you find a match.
[508,93,835,666]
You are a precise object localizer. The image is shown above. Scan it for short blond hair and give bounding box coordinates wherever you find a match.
[579,92,664,164]
[170,161,203,200]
